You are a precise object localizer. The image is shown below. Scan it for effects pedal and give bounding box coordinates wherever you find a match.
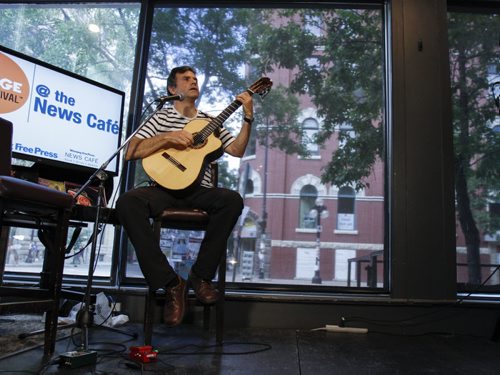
[128,345,158,363]
[60,350,98,368]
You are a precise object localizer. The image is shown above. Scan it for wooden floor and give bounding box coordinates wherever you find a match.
[0,323,499,374]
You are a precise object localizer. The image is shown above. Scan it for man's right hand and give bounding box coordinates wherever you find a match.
[164,130,193,150]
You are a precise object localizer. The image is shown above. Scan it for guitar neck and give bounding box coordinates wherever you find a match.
[195,86,260,145]
[197,100,242,142]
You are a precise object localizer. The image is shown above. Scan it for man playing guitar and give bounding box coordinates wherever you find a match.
[116,66,254,327]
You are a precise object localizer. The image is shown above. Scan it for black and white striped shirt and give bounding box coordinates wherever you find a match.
[137,105,235,188]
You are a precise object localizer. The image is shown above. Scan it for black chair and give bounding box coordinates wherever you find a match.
[0,117,74,360]
[143,164,226,345]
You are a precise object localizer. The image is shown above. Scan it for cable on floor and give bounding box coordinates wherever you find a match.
[157,341,272,356]
[334,264,500,332]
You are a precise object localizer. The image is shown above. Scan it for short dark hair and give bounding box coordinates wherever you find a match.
[167,66,196,94]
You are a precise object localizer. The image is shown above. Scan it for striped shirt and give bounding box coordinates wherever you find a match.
[137,105,235,188]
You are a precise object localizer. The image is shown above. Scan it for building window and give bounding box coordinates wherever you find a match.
[304,14,322,37]
[337,186,356,231]
[299,185,318,228]
[302,117,320,157]
[141,5,385,289]
[338,123,355,149]
[0,3,387,291]
[245,179,254,195]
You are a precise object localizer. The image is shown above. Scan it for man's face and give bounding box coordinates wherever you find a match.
[170,70,199,100]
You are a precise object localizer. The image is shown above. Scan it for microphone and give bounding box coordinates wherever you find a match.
[155,93,184,102]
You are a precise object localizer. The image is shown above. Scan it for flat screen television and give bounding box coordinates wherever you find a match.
[0,44,124,176]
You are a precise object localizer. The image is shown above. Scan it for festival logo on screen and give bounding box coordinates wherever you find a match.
[0,52,30,114]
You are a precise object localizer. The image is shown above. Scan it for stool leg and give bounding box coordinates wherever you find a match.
[216,254,226,344]
[144,289,156,346]
[43,208,70,359]
[143,220,162,346]
[215,296,225,344]
[203,305,210,331]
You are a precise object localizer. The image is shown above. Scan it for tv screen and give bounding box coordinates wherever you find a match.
[0,45,124,175]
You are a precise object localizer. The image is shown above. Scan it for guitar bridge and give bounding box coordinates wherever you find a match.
[161,152,186,171]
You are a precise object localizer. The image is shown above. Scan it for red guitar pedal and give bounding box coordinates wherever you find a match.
[128,345,158,363]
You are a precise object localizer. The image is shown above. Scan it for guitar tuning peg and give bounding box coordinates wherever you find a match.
[259,88,271,98]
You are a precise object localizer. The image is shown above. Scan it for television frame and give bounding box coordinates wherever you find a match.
[0,44,125,176]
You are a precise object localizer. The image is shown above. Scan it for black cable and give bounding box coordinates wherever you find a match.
[367,329,494,339]
[88,341,128,356]
[158,341,272,356]
[456,264,500,304]
[295,330,303,375]
[339,264,500,330]
[75,97,160,338]
[64,231,95,260]
[91,221,107,276]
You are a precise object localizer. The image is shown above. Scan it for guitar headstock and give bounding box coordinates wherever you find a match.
[248,77,273,98]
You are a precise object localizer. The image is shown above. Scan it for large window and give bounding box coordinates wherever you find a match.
[337,186,356,231]
[124,5,386,289]
[302,117,320,157]
[3,1,497,303]
[448,10,500,290]
[299,185,318,229]
[0,3,141,279]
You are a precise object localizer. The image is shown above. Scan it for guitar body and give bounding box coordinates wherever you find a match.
[142,119,223,191]
[142,76,272,192]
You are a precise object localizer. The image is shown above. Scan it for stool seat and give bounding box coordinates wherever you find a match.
[157,208,209,229]
[0,175,73,209]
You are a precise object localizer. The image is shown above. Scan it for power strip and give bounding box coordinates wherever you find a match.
[325,324,368,334]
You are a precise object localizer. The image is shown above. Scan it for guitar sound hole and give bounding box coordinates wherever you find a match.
[192,132,207,149]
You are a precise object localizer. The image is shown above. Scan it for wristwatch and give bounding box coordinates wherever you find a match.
[244,116,254,124]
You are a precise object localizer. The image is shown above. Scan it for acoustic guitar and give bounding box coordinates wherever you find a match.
[142,77,272,191]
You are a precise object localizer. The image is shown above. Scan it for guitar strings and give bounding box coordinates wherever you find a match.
[197,101,242,142]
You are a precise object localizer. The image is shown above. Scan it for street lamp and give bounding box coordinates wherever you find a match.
[258,118,270,279]
[228,256,238,281]
[309,198,328,284]
[491,81,499,114]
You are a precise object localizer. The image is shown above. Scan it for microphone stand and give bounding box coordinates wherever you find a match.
[71,97,174,354]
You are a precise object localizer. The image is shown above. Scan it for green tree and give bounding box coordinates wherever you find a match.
[217,159,238,190]
[247,8,384,191]
[0,6,139,92]
[253,84,306,158]
[146,8,251,104]
[143,8,304,190]
[248,8,500,285]
[448,12,500,285]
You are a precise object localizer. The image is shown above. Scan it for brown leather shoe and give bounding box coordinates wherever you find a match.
[163,276,187,327]
[188,270,219,305]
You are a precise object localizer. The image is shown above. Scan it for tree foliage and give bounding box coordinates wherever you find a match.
[0,6,140,92]
[246,7,499,285]
[247,8,384,191]
[254,85,306,157]
[146,8,251,105]
[448,12,500,284]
